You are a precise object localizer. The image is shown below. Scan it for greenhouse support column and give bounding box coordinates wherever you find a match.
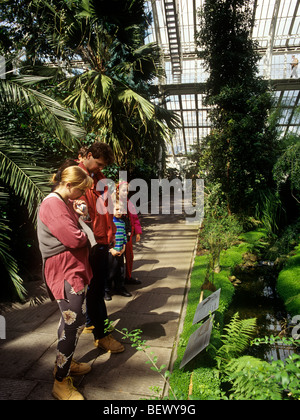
[263,0,281,80]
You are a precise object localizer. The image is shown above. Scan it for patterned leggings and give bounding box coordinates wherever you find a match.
[55,281,87,381]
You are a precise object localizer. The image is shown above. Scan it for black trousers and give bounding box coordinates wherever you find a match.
[86,244,109,340]
[107,253,125,291]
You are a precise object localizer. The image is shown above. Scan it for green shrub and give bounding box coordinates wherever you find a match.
[169,229,267,399]
[277,244,300,316]
[239,229,268,245]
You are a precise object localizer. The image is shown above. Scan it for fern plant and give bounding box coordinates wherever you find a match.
[215,313,257,369]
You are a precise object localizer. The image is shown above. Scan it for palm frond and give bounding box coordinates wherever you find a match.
[0,77,85,150]
[9,75,53,86]
[113,42,165,82]
[117,88,155,123]
[0,135,51,221]
[93,105,113,126]
[0,191,26,300]
[0,129,51,299]
[62,71,107,114]
[77,0,96,19]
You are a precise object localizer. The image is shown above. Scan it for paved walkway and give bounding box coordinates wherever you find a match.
[0,213,198,400]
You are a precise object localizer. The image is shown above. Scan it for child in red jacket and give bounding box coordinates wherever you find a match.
[117,181,142,285]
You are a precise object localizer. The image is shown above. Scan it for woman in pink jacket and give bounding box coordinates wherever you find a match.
[37,166,94,400]
[117,181,142,285]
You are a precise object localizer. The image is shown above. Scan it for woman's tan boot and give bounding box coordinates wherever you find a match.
[52,376,84,400]
[53,359,91,377]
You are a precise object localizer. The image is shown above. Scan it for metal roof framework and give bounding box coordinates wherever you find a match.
[145,0,300,157]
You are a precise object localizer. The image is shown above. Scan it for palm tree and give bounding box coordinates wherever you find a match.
[0,73,86,299]
[28,0,180,169]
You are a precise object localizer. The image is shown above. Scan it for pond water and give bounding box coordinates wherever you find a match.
[224,262,295,362]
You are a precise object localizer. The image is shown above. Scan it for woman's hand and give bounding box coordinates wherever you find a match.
[73,200,88,217]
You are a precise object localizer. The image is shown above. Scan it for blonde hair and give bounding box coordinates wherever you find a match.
[51,166,93,191]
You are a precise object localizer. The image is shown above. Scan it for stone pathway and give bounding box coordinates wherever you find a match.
[0,213,198,400]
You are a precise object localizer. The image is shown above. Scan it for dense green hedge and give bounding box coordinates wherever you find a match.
[169,229,268,400]
[277,244,300,317]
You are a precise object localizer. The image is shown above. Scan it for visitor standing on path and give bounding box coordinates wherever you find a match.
[117,181,143,286]
[78,142,125,353]
[105,203,132,300]
[291,55,299,78]
[37,166,95,400]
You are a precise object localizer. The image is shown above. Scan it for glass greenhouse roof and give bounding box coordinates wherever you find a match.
[145,0,300,157]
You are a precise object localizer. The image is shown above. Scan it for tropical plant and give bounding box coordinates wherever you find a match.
[273,134,300,205]
[211,315,300,400]
[214,312,257,369]
[224,335,300,400]
[0,72,85,299]
[1,0,180,173]
[0,75,85,148]
[224,355,280,400]
[201,206,242,276]
[0,187,27,299]
[255,190,283,238]
[52,0,179,171]
[196,0,280,215]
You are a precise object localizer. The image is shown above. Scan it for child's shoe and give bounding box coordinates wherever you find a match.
[104,291,112,301]
[115,287,132,297]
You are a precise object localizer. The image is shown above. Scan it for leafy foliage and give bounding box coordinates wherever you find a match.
[0,121,51,298]
[273,134,300,204]
[224,355,280,400]
[214,315,300,400]
[225,348,300,400]
[0,72,84,299]
[1,0,180,174]
[215,313,257,368]
[0,76,85,150]
[200,204,242,275]
[0,188,27,299]
[196,0,280,215]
